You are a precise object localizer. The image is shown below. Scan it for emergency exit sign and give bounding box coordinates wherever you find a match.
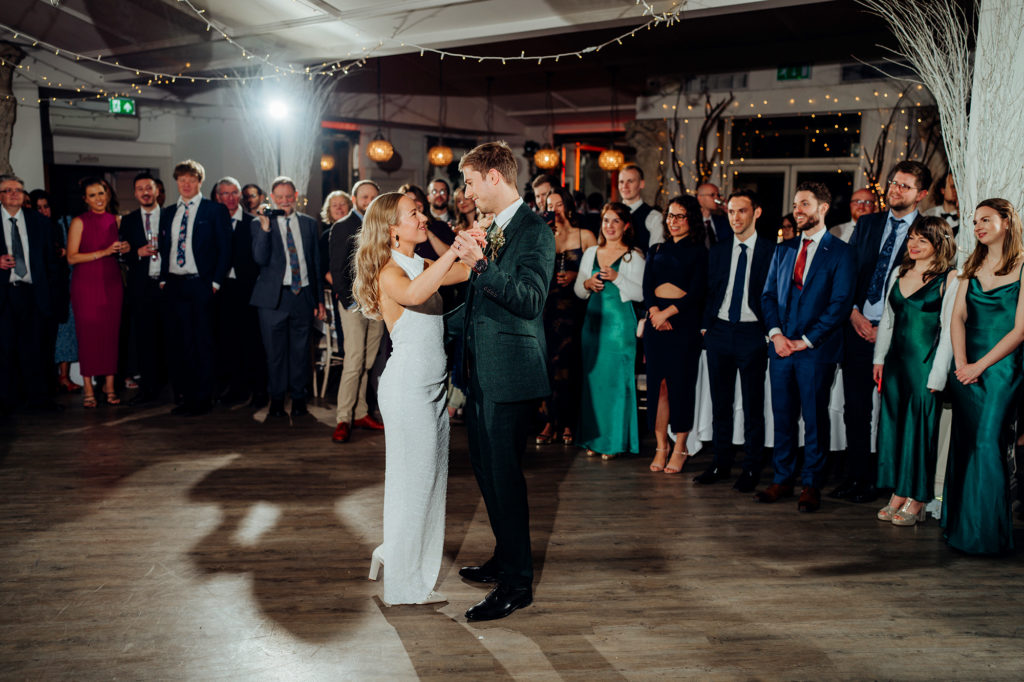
[777,65,811,81]
[108,96,136,116]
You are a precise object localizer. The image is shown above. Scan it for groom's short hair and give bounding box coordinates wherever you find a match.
[460,141,518,187]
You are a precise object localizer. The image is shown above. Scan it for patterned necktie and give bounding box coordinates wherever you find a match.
[792,238,812,290]
[9,217,27,277]
[728,243,747,323]
[144,212,152,241]
[866,217,902,305]
[285,216,302,294]
[176,202,190,267]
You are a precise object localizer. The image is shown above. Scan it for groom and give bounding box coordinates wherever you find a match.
[449,141,555,621]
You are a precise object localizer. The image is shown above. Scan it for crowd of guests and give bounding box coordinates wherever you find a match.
[2,151,1020,557]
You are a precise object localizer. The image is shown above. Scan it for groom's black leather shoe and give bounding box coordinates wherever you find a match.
[465,584,532,621]
[458,563,500,584]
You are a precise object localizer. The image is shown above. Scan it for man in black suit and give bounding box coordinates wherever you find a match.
[0,173,58,414]
[695,189,775,492]
[329,179,385,443]
[213,176,267,407]
[250,177,325,418]
[159,159,232,416]
[697,183,731,247]
[831,161,932,503]
[122,172,167,404]
[617,164,664,253]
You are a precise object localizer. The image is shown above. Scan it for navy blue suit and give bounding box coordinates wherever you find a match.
[706,214,731,246]
[159,197,232,408]
[250,212,323,402]
[761,231,855,487]
[703,235,774,475]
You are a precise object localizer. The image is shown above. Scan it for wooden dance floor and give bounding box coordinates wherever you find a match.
[2,400,1023,680]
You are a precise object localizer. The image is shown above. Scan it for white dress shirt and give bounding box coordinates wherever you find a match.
[717,232,759,323]
[2,207,32,284]
[492,197,525,233]
[168,196,200,276]
[141,206,162,278]
[277,213,309,288]
[624,199,665,249]
[768,227,827,346]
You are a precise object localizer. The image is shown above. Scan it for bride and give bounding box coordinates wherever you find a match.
[352,192,471,605]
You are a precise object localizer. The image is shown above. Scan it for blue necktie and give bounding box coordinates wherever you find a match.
[728,243,747,323]
[9,217,27,277]
[176,202,190,267]
[866,217,902,305]
[285,216,302,294]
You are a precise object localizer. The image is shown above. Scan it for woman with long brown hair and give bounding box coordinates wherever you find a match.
[871,216,958,526]
[354,192,470,604]
[944,198,1024,554]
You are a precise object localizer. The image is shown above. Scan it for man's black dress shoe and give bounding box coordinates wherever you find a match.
[458,563,500,584]
[465,584,532,622]
[693,465,731,485]
[828,479,857,499]
[291,399,309,417]
[847,482,879,504]
[128,392,160,407]
[267,400,288,418]
[798,485,822,513]
[733,470,759,493]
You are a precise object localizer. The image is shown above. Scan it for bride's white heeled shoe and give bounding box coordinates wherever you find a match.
[416,591,447,605]
[369,548,383,581]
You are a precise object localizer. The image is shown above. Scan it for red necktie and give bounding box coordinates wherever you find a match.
[792,238,812,290]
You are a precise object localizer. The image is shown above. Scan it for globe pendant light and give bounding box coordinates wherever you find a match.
[534,72,560,170]
[429,61,454,167]
[366,60,395,163]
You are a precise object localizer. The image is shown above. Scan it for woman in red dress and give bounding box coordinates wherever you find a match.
[67,178,128,407]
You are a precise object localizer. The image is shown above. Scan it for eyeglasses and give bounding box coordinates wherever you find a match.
[888,180,919,192]
[0,188,24,195]
[429,189,449,196]
[851,200,874,206]
[666,212,688,221]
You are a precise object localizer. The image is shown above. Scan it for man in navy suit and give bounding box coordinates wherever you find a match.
[757,181,855,512]
[0,173,58,415]
[122,172,167,404]
[695,189,775,492]
[831,161,931,503]
[250,176,325,419]
[212,176,267,408]
[159,159,232,416]
[697,183,731,247]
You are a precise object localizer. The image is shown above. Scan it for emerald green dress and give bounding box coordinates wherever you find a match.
[578,256,639,456]
[877,273,949,501]
[943,272,1022,555]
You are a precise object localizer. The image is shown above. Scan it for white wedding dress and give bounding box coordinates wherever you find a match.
[373,250,449,605]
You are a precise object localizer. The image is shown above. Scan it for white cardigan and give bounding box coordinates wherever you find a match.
[872,267,959,392]
[573,246,645,303]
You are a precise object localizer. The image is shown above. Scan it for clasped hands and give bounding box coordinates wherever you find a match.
[584,266,617,293]
[771,334,808,357]
[452,228,487,264]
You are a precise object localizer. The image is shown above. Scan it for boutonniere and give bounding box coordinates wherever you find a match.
[487,223,506,259]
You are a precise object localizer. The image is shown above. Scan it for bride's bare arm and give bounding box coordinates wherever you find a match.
[441,262,472,285]
[379,247,459,307]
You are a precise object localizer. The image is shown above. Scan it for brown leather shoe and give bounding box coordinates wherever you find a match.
[332,422,351,443]
[353,415,384,431]
[754,483,794,503]
[797,486,821,513]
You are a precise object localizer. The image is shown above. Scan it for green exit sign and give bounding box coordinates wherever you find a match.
[777,65,811,81]
[108,96,137,116]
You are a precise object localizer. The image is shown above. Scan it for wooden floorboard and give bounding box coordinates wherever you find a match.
[2,398,1023,681]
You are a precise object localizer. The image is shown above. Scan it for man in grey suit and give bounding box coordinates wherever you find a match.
[449,141,555,621]
[250,177,325,418]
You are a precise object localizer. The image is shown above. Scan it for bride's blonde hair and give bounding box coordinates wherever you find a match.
[352,192,404,320]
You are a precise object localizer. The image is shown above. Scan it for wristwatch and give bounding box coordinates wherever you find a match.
[472,257,489,274]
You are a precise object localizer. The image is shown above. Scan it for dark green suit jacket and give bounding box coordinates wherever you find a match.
[448,202,555,403]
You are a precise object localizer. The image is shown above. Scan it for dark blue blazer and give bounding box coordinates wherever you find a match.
[228,210,259,291]
[848,211,919,310]
[708,213,731,245]
[0,208,56,317]
[703,235,775,331]
[249,212,323,310]
[122,207,163,289]
[761,231,855,364]
[158,197,232,286]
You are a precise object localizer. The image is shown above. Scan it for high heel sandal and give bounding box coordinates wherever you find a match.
[664,450,689,474]
[368,547,383,581]
[601,452,618,461]
[586,449,598,457]
[650,447,669,472]
[105,391,121,406]
[562,430,574,446]
[877,495,901,522]
[535,429,554,445]
[891,499,926,526]
[83,395,97,409]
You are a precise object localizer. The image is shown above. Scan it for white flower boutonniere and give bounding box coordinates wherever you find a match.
[487,223,506,259]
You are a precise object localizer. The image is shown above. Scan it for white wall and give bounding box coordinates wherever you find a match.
[9,82,44,188]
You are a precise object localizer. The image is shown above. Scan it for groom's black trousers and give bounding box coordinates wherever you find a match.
[465,366,537,588]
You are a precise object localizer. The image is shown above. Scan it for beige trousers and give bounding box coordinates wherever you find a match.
[335,306,384,424]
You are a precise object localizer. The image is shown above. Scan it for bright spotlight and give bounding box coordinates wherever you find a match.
[268,100,289,120]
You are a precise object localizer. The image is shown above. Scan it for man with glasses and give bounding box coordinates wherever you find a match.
[831,160,931,504]
[697,182,730,247]
[0,174,58,415]
[829,188,877,243]
[428,178,453,226]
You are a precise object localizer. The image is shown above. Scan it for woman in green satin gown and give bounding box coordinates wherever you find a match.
[575,203,646,459]
[872,217,958,526]
[945,198,1024,555]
